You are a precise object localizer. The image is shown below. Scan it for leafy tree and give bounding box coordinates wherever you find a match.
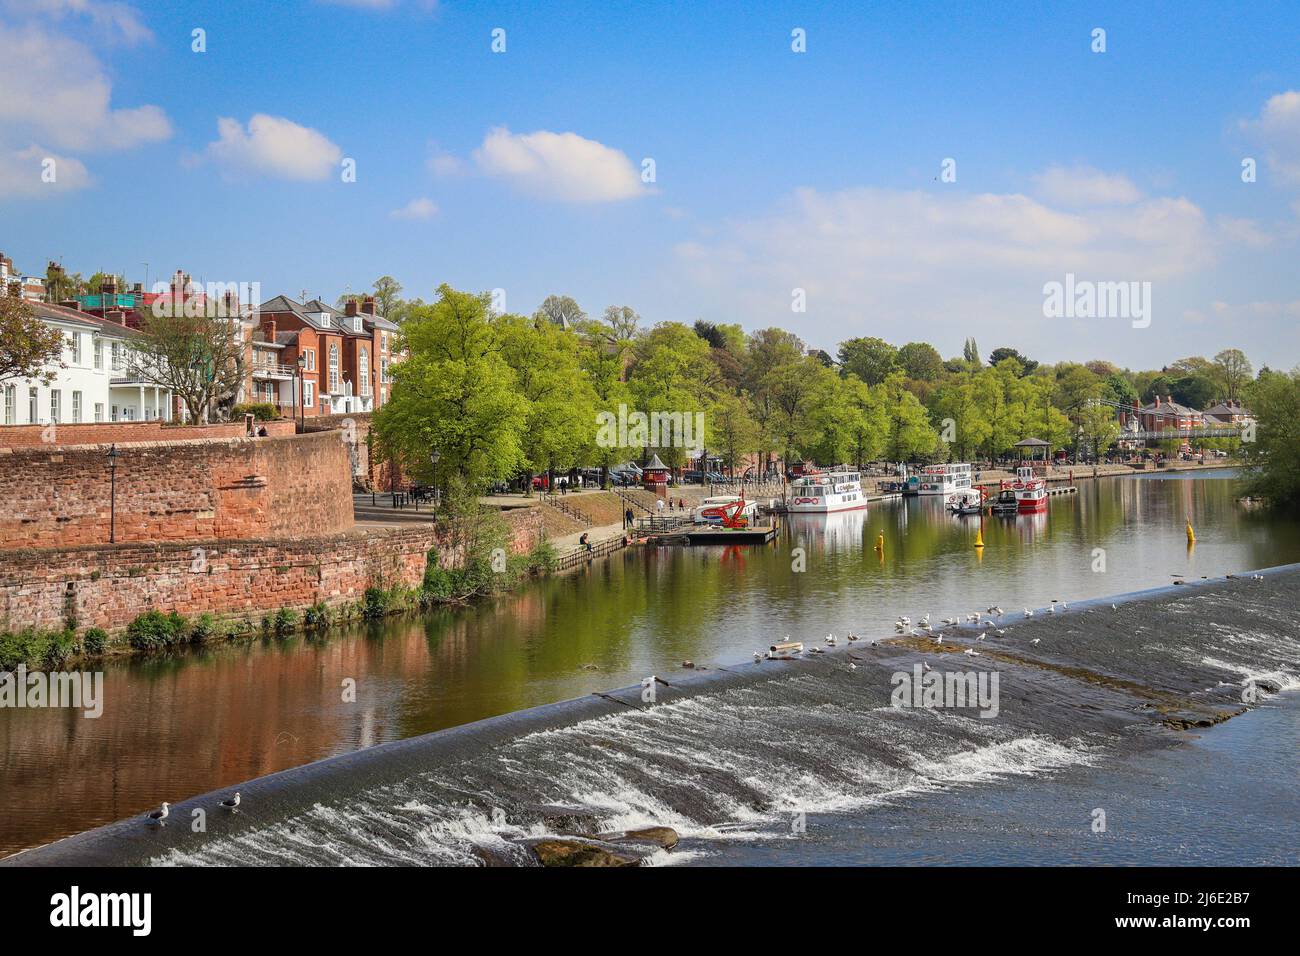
[963,337,980,366]
[130,306,247,423]
[1102,373,1139,409]
[837,336,897,385]
[1241,370,1300,508]
[708,391,760,475]
[1213,348,1252,402]
[882,372,939,460]
[0,297,65,385]
[897,341,944,381]
[1168,374,1217,411]
[373,285,527,493]
[987,347,1037,375]
[534,294,587,330]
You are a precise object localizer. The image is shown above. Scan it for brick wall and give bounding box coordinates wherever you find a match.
[0,431,353,549]
[0,419,295,449]
[0,509,544,634]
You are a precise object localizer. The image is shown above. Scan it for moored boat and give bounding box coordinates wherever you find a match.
[1010,465,1048,513]
[787,469,867,513]
[918,463,973,496]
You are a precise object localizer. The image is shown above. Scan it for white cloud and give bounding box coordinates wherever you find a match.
[390,197,439,220]
[1032,165,1143,206]
[426,144,466,176]
[0,144,90,198]
[1241,90,1300,185]
[0,21,170,152]
[206,115,343,181]
[2,0,152,44]
[1215,215,1274,249]
[673,182,1212,352]
[471,126,645,202]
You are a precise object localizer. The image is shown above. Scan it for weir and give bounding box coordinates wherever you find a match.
[7,565,1299,867]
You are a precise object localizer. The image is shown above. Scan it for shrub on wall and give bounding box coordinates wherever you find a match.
[81,627,109,655]
[125,610,191,650]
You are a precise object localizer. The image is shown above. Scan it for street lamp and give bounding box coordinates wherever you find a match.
[107,444,118,544]
[429,449,441,507]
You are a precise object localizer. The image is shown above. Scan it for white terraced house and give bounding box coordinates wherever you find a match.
[1,301,173,427]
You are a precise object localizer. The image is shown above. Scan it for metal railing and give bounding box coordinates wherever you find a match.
[252,362,296,377]
[555,534,629,570]
[541,491,591,526]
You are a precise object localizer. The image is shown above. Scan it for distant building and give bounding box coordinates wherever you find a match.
[0,251,46,302]
[1121,394,1204,434]
[256,294,402,418]
[0,301,173,426]
[1201,400,1253,427]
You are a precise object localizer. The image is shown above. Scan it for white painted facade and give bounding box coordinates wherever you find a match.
[0,307,172,427]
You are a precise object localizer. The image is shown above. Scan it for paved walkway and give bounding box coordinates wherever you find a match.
[550,520,631,552]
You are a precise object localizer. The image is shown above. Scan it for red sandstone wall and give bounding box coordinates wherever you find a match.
[0,431,353,549]
[0,419,295,449]
[0,510,544,634]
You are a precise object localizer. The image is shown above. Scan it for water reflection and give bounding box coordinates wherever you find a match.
[2,471,1298,857]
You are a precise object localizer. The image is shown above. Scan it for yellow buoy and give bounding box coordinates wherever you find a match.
[1186,520,1196,544]
[875,532,884,551]
[974,528,985,549]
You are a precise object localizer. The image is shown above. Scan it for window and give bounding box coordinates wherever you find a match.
[50,389,61,423]
[381,358,389,383]
[328,344,339,393]
[305,348,315,371]
[381,331,388,352]
[3,385,13,425]
[94,338,103,370]
[72,391,82,423]
[111,405,118,422]
[29,387,38,423]
[359,348,369,391]
[303,380,314,407]
[94,403,104,422]
[111,341,123,371]
[68,333,81,364]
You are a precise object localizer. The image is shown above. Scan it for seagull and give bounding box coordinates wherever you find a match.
[922,661,932,672]
[220,792,241,811]
[1048,605,1058,614]
[825,634,837,646]
[847,632,859,642]
[870,640,879,647]
[1030,638,1041,646]
[754,652,763,662]
[146,802,170,825]
[808,646,825,655]
[976,632,986,641]
[848,662,857,671]
[994,628,1007,636]
[1111,604,1118,611]
[943,616,959,626]
[964,648,980,656]
[1060,602,1068,610]
[935,636,943,645]
[1024,608,1034,618]
[897,616,911,626]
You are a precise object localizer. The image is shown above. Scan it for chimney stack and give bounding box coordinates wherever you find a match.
[344,298,359,317]
[361,295,377,316]
[105,310,127,325]
[100,274,118,295]
[60,298,81,311]
[262,317,277,342]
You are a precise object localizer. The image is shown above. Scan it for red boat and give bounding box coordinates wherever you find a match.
[1008,465,1047,513]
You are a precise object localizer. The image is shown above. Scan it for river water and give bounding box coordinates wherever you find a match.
[3,469,1299,860]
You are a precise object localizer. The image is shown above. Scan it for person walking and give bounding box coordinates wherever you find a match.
[625,506,634,529]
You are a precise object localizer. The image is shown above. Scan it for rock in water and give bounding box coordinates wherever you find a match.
[597,826,680,850]
[527,838,642,867]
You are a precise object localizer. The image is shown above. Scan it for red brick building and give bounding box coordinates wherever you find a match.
[255,294,402,418]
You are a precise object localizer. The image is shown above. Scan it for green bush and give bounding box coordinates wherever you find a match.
[125,610,190,651]
[303,602,331,630]
[362,587,391,620]
[272,608,298,635]
[231,402,282,421]
[43,630,77,668]
[82,627,109,656]
[190,613,223,642]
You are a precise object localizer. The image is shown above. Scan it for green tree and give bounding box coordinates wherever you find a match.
[1213,349,1253,402]
[897,341,944,381]
[0,297,65,386]
[373,285,527,493]
[837,336,897,385]
[1241,371,1300,507]
[988,346,1037,375]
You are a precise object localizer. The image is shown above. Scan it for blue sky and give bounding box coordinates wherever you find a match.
[2,0,1299,369]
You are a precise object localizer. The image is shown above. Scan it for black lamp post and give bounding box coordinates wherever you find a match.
[429,449,441,507]
[107,444,118,544]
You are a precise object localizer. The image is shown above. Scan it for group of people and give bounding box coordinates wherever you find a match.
[655,497,688,514]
